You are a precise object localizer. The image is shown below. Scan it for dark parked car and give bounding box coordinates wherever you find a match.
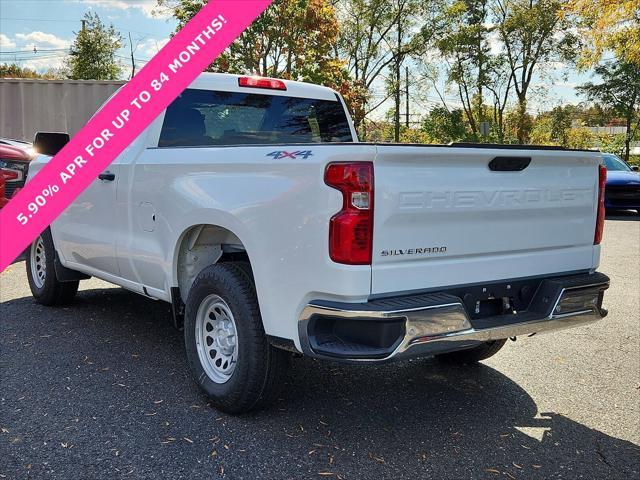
[602,153,640,214]
[0,138,34,202]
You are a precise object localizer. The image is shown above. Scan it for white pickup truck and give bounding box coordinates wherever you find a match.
[26,73,609,413]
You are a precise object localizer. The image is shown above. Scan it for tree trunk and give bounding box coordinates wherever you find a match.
[625,115,632,162]
[516,97,528,144]
[405,66,409,128]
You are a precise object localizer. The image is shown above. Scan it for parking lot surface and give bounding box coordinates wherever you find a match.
[1,215,639,480]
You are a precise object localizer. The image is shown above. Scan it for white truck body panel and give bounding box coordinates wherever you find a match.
[27,73,603,351]
[371,145,601,294]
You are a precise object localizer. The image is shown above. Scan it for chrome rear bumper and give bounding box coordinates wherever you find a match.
[298,272,609,362]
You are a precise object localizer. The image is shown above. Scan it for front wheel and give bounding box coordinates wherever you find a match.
[184,262,289,414]
[436,339,507,364]
[25,229,79,306]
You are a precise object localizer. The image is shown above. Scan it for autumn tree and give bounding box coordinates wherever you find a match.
[160,0,335,77]
[578,60,640,162]
[493,0,578,143]
[67,12,123,80]
[159,0,366,120]
[563,0,640,68]
[529,105,580,146]
[0,64,63,79]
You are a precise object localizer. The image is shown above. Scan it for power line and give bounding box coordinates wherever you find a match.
[0,49,69,55]
[2,55,68,62]
[0,16,165,37]
[2,54,151,64]
[115,54,151,64]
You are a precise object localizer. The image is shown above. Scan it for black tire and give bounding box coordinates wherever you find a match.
[184,262,289,414]
[436,339,507,364]
[25,229,79,306]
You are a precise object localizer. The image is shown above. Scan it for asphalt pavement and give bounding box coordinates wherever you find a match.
[1,213,639,480]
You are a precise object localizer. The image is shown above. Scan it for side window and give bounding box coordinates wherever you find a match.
[158,89,352,147]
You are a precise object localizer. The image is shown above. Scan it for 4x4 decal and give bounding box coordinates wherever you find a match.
[266,150,314,160]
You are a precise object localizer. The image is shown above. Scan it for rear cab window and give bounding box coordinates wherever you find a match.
[159,89,353,147]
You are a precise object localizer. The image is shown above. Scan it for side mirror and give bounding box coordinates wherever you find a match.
[631,165,639,172]
[33,132,70,157]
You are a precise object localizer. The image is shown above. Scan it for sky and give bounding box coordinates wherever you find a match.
[0,0,595,118]
[0,0,176,76]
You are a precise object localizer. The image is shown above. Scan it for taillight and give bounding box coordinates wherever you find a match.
[325,162,374,265]
[238,76,287,91]
[594,164,606,245]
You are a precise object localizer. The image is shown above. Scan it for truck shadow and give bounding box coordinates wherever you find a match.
[606,210,639,221]
[2,285,638,479]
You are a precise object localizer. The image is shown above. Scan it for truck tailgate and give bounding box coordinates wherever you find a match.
[371,145,601,294]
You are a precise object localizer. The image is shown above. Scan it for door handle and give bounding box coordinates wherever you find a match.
[98,172,116,181]
[488,156,531,172]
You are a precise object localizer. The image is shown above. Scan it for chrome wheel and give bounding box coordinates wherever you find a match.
[195,294,238,384]
[30,235,46,288]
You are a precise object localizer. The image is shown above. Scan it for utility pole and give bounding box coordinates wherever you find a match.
[405,66,409,128]
[129,32,136,79]
[394,20,402,143]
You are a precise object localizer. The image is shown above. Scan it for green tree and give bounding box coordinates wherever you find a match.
[493,0,578,143]
[576,103,616,127]
[483,54,514,142]
[547,105,575,145]
[502,105,530,143]
[597,133,626,157]
[337,0,444,138]
[67,12,123,80]
[578,60,640,162]
[337,0,401,118]
[436,0,492,137]
[421,106,468,143]
[529,116,555,145]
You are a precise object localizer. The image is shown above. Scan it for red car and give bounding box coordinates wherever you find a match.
[0,170,14,208]
[0,140,34,208]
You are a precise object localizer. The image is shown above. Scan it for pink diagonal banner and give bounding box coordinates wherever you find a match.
[0,0,273,272]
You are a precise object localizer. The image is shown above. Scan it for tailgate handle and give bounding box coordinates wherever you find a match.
[489,156,531,172]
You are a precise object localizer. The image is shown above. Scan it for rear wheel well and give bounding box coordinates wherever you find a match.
[175,225,250,305]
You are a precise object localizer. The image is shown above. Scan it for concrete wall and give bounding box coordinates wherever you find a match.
[0,79,126,142]
[585,126,628,135]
